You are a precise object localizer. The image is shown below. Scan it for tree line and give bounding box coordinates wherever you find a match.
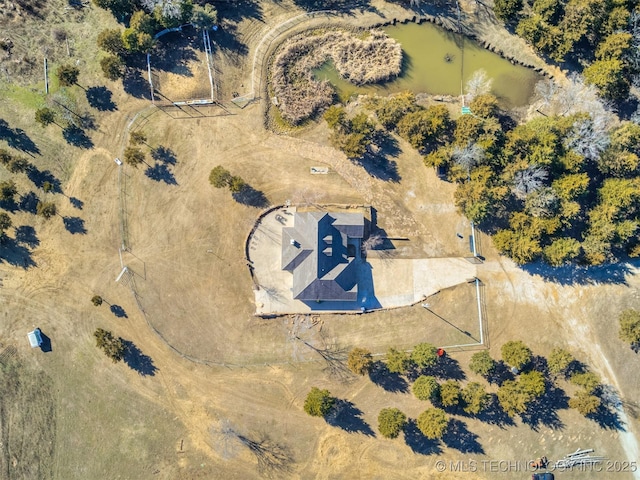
[303,336,623,443]
[325,85,640,266]
[93,0,217,81]
[494,0,639,101]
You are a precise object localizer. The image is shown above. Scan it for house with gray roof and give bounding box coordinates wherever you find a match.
[282,211,364,302]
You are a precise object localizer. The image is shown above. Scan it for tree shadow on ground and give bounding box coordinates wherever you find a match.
[521,260,637,286]
[442,419,484,454]
[62,125,93,149]
[326,399,375,436]
[404,419,443,455]
[151,146,177,165]
[217,0,262,24]
[27,167,62,193]
[0,198,18,213]
[530,355,548,374]
[63,216,87,234]
[520,382,568,431]
[292,0,376,15]
[123,68,152,100]
[588,385,625,430]
[368,360,408,393]
[145,163,177,185]
[14,225,39,248]
[487,361,515,385]
[122,340,157,376]
[0,236,36,268]
[233,185,269,208]
[69,196,83,209]
[476,394,515,428]
[110,305,128,318]
[39,331,52,352]
[0,118,40,155]
[587,403,625,430]
[212,22,248,59]
[86,86,117,111]
[18,192,39,214]
[152,32,198,76]
[356,132,401,182]
[424,355,466,381]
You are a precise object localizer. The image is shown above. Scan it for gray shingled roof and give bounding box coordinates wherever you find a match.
[282,211,364,302]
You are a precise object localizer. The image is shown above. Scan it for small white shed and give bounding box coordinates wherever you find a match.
[27,328,42,348]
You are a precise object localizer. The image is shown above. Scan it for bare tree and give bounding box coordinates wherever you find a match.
[295,332,353,383]
[361,233,384,253]
[513,166,548,200]
[213,421,294,478]
[465,69,493,103]
[534,79,560,110]
[452,143,484,175]
[564,116,610,161]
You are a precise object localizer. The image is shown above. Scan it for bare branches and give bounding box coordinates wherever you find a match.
[464,69,493,103]
[564,116,610,161]
[452,143,485,174]
[513,165,548,200]
[212,421,294,478]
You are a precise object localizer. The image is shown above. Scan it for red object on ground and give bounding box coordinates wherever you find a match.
[437,348,445,357]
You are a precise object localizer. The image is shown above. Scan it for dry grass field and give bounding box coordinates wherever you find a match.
[0,0,639,479]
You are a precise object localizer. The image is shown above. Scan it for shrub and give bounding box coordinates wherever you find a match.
[469,350,495,377]
[378,408,407,439]
[417,408,449,439]
[36,201,57,219]
[347,347,373,375]
[410,342,438,369]
[209,166,232,188]
[57,64,80,87]
[100,56,124,81]
[303,387,334,417]
[412,375,440,402]
[439,380,461,407]
[569,390,601,415]
[124,147,145,167]
[570,372,600,394]
[461,382,489,415]
[501,340,532,371]
[547,348,575,377]
[94,328,125,363]
[619,309,640,347]
[386,347,411,374]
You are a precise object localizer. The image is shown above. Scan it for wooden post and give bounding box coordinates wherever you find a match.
[44,57,48,95]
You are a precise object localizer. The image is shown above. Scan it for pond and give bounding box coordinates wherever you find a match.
[313,22,541,108]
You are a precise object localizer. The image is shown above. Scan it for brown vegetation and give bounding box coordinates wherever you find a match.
[271,29,402,124]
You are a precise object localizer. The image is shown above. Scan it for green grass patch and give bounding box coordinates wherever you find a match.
[2,84,46,109]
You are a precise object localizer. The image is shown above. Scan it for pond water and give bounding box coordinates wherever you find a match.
[313,22,540,107]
